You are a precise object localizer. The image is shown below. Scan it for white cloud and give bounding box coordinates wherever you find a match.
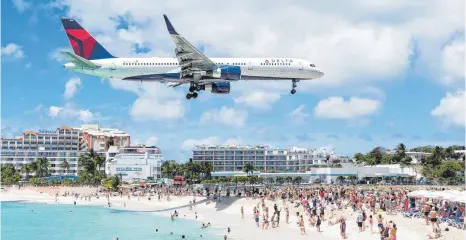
[441,40,465,85]
[63,78,82,99]
[200,107,247,128]
[49,47,70,63]
[104,79,186,121]
[48,106,63,117]
[145,136,159,146]
[48,104,101,122]
[234,91,280,110]
[431,90,465,128]
[130,97,184,121]
[1,43,24,59]
[290,105,310,124]
[182,136,221,151]
[12,0,31,12]
[314,96,381,119]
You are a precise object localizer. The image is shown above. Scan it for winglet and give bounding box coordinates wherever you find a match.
[163,14,178,35]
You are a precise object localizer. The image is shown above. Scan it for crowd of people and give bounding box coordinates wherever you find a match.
[28,184,465,239]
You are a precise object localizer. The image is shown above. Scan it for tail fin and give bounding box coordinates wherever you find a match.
[61,18,116,60]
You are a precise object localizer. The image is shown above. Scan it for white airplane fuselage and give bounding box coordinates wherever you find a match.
[64,57,324,82]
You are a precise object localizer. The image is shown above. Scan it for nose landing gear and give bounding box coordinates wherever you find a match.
[291,79,299,94]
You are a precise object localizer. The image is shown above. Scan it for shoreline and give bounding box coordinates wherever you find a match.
[2,187,465,240]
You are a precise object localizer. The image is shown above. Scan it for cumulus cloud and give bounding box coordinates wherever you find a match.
[200,107,247,128]
[48,104,101,122]
[441,40,465,85]
[1,43,24,59]
[314,96,381,119]
[12,0,31,12]
[290,105,310,124]
[63,78,82,99]
[431,90,465,128]
[49,47,70,63]
[105,79,186,121]
[182,136,221,151]
[48,106,63,117]
[234,91,280,110]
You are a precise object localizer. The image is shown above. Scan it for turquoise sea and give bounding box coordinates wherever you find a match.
[1,202,220,240]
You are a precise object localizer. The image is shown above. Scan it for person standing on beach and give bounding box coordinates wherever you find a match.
[340,218,346,240]
[241,206,244,218]
[357,211,364,232]
[423,203,431,225]
[300,216,306,235]
[429,206,440,230]
[316,215,322,232]
[254,210,260,227]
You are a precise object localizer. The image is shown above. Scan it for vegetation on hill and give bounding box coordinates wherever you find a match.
[353,143,465,185]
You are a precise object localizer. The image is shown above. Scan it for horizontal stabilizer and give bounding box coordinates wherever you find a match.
[61,51,101,69]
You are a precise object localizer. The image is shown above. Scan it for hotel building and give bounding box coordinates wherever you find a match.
[0,124,130,176]
[192,145,351,172]
[105,145,163,182]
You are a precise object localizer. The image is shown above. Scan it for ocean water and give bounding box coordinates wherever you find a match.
[1,202,220,240]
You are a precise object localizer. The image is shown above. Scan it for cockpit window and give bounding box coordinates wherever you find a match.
[310,64,316,67]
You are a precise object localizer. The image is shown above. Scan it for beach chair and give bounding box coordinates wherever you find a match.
[450,218,464,230]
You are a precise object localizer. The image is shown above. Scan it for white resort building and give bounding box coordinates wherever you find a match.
[105,145,163,182]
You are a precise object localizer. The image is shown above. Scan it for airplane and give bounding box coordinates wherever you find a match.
[61,15,324,100]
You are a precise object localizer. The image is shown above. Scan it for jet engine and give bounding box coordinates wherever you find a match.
[204,82,231,94]
[207,66,241,80]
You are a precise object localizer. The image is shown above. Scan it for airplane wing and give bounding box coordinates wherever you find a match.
[163,15,217,80]
[61,51,101,69]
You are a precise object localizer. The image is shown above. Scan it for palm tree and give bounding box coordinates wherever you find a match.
[106,138,115,150]
[34,158,50,177]
[20,163,33,181]
[201,161,213,180]
[336,176,346,183]
[445,146,455,160]
[79,149,105,175]
[60,160,70,175]
[294,176,303,185]
[243,163,255,176]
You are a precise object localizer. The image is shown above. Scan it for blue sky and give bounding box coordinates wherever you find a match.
[1,0,465,161]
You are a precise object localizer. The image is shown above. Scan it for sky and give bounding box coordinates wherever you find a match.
[1,0,465,161]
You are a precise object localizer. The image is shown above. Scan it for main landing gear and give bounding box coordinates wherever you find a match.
[291,79,299,94]
[186,82,201,100]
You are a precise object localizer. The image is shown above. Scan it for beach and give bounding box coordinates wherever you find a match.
[2,186,465,240]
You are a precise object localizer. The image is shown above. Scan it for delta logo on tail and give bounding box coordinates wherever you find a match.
[61,19,115,60]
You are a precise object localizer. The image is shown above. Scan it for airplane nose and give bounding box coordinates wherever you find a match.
[316,69,324,78]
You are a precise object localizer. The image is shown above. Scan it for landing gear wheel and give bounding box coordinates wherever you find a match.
[192,92,198,98]
[186,93,192,99]
[291,79,298,95]
[196,85,202,91]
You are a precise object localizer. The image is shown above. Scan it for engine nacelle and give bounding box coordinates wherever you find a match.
[204,82,231,94]
[210,66,241,80]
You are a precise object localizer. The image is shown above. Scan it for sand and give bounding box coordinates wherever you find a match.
[1,186,465,240]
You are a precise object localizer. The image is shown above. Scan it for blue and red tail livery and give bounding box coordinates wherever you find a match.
[61,18,115,60]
